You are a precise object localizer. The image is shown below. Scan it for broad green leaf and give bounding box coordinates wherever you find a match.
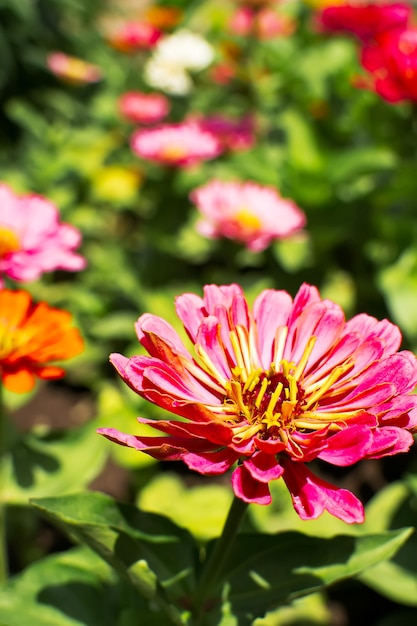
[0,546,168,626]
[358,479,417,606]
[1,420,107,505]
[31,492,198,624]
[279,110,324,173]
[327,146,397,186]
[378,247,417,342]
[253,593,331,626]
[272,233,313,274]
[207,528,412,624]
[137,473,233,541]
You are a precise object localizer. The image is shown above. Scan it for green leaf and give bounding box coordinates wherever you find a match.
[328,146,397,186]
[31,492,198,625]
[137,472,233,541]
[378,247,417,341]
[0,420,107,505]
[0,546,167,626]
[358,479,417,606]
[279,110,324,173]
[210,528,413,624]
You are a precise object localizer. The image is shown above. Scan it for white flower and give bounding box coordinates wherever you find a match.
[154,29,214,71]
[144,57,192,95]
[143,29,214,95]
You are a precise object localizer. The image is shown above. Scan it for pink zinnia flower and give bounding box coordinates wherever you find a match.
[131,122,223,167]
[98,283,417,523]
[316,2,411,42]
[230,6,296,40]
[361,27,417,102]
[106,21,162,53]
[0,184,86,284]
[195,115,255,152]
[230,7,254,36]
[190,180,305,252]
[46,52,102,85]
[118,91,170,125]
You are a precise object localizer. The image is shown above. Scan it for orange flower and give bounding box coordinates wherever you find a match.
[0,290,84,393]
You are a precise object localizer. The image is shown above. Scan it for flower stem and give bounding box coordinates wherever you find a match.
[0,382,8,584]
[192,495,248,621]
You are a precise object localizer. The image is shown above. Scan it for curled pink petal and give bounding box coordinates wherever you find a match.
[282,460,364,524]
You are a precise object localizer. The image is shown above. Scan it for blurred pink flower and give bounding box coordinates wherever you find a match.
[190,180,305,251]
[230,6,296,39]
[257,8,296,39]
[118,91,170,125]
[316,2,411,42]
[106,20,162,52]
[47,52,102,85]
[230,6,254,36]
[98,283,417,523]
[131,122,223,167]
[361,27,417,102]
[0,184,86,284]
[195,115,256,152]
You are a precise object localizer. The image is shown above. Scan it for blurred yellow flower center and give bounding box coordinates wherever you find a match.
[0,227,20,258]
[234,208,261,233]
[66,58,91,81]
[161,144,188,161]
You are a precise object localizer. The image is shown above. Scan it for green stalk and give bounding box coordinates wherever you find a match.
[0,382,8,584]
[192,495,248,622]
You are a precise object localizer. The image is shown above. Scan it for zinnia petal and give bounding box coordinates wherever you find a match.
[101,282,417,523]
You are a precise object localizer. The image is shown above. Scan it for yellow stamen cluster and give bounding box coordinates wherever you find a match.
[0,226,20,258]
[194,321,360,446]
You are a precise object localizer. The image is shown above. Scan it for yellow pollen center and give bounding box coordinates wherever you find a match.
[160,144,188,162]
[204,330,359,445]
[234,208,262,233]
[226,362,305,442]
[0,226,20,258]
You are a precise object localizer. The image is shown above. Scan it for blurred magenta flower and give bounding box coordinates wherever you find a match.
[131,122,223,167]
[46,52,102,85]
[0,184,86,284]
[0,289,84,393]
[190,180,305,251]
[98,283,417,523]
[317,2,411,42]
[106,20,162,53]
[118,91,170,125]
[361,27,417,101]
[194,115,256,152]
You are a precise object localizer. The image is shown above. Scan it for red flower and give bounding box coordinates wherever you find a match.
[0,290,84,392]
[317,2,411,42]
[98,283,417,523]
[361,27,417,102]
[107,21,162,53]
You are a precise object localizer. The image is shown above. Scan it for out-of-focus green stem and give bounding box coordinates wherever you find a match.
[0,382,8,584]
[192,495,248,623]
